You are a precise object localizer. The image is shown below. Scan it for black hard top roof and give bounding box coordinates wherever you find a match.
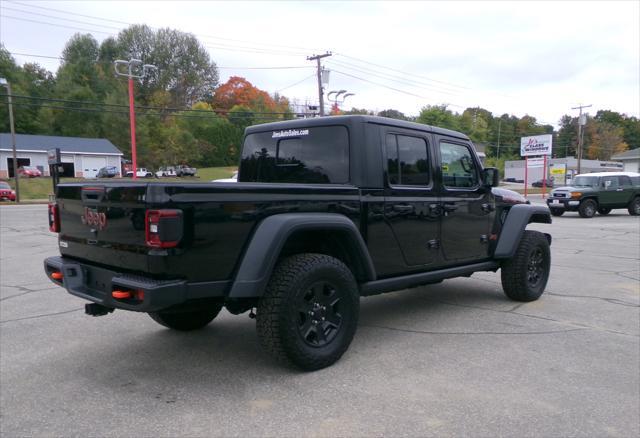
[245,115,470,141]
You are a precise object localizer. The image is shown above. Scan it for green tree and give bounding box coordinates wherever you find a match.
[416,104,459,131]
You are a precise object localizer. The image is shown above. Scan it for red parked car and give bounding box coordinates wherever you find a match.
[0,181,16,201]
[18,166,42,177]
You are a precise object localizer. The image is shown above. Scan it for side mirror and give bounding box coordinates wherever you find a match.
[483,167,500,187]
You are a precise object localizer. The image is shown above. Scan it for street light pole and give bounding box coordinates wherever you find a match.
[0,78,20,203]
[114,59,156,180]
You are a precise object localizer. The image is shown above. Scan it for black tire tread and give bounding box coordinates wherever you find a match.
[501,230,550,302]
[628,197,640,216]
[578,199,597,218]
[256,253,358,371]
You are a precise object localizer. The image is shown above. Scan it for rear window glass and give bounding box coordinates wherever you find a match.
[239,126,349,184]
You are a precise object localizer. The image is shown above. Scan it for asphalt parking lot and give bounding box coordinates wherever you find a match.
[1,203,639,437]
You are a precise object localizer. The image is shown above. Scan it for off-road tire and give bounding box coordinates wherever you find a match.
[501,230,551,302]
[628,197,640,216]
[550,208,564,217]
[598,207,612,215]
[256,253,359,371]
[578,199,597,218]
[149,303,223,331]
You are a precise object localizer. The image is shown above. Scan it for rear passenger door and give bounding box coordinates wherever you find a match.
[599,175,627,206]
[437,137,493,263]
[383,129,440,269]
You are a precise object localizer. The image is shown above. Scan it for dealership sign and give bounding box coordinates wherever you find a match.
[526,157,545,168]
[521,134,552,156]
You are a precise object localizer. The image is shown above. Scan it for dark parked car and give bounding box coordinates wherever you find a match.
[532,177,554,188]
[0,181,16,201]
[18,166,42,178]
[96,166,119,178]
[45,115,552,370]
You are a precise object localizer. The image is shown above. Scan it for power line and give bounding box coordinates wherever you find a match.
[331,69,465,109]
[326,59,460,97]
[276,74,317,93]
[3,100,300,120]
[334,53,470,90]
[1,14,114,35]
[7,51,313,70]
[0,15,306,57]
[5,0,319,54]
[0,93,299,116]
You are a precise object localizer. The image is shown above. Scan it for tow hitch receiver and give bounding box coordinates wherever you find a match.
[85,303,115,317]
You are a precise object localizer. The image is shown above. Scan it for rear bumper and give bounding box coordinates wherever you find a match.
[44,256,229,312]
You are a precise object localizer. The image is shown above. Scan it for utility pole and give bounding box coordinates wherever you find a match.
[496,118,502,160]
[307,52,331,116]
[571,103,591,175]
[114,59,157,179]
[0,78,19,202]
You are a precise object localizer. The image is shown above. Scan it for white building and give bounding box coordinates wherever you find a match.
[611,149,640,173]
[504,157,624,183]
[0,133,122,178]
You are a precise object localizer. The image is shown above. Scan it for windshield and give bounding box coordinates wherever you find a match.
[572,176,598,187]
[0,182,10,189]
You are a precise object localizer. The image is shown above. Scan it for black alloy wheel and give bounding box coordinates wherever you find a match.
[295,281,343,347]
[526,247,546,289]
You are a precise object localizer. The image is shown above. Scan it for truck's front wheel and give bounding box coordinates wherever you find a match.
[256,253,359,371]
[500,230,551,302]
[148,304,223,331]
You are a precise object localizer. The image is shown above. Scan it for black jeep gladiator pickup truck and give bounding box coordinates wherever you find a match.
[45,115,552,370]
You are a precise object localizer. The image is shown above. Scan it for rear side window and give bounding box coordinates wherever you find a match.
[440,141,479,188]
[239,126,349,184]
[386,134,430,186]
[619,176,633,187]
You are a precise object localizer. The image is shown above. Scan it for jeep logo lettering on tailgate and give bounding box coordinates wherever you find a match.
[81,207,106,230]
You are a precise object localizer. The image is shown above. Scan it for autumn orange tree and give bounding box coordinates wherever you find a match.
[212,76,291,120]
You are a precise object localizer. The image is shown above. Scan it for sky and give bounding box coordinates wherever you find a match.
[1,0,638,128]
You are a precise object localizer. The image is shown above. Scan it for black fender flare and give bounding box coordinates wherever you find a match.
[228,213,376,298]
[493,204,552,259]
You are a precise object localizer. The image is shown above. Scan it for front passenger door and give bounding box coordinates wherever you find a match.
[438,139,493,263]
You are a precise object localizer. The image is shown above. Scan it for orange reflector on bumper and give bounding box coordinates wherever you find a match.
[112,290,132,299]
[51,272,63,280]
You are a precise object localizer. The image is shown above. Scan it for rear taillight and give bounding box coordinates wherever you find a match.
[48,203,60,233]
[145,209,183,248]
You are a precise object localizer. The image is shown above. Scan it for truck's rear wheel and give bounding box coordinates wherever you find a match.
[256,253,359,371]
[149,304,223,331]
[578,199,597,218]
[501,230,550,302]
[550,208,564,217]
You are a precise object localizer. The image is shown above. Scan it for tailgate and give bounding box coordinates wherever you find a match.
[56,183,150,273]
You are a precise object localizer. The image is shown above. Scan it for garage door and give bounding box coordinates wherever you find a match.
[82,156,106,178]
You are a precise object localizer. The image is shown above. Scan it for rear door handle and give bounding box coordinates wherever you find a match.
[393,204,414,213]
[481,203,495,212]
[616,188,624,192]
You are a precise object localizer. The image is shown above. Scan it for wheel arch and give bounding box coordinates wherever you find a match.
[494,204,552,259]
[228,213,376,298]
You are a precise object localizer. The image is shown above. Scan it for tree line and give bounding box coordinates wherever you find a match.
[0,25,638,170]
